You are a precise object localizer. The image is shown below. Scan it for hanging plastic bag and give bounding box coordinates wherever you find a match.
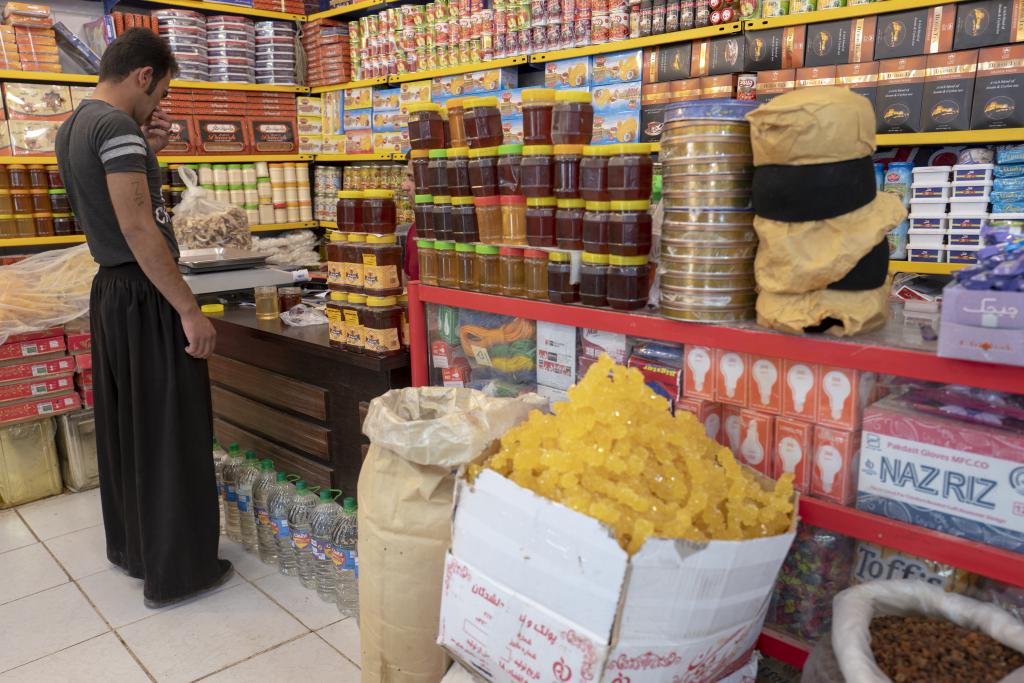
[172,165,251,250]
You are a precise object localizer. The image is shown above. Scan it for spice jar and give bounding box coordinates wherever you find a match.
[11,191,31,214]
[0,214,15,237]
[525,197,556,247]
[30,189,48,213]
[476,243,501,294]
[499,246,525,297]
[607,143,654,200]
[580,146,611,201]
[0,190,10,214]
[436,240,458,288]
[474,195,502,243]
[522,88,556,145]
[552,91,594,145]
[467,146,499,197]
[52,213,74,236]
[327,291,348,349]
[446,147,471,196]
[553,145,583,199]
[336,190,363,232]
[556,198,585,250]
[417,239,438,286]
[7,165,28,190]
[432,196,453,241]
[362,233,403,296]
[46,165,62,189]
[583,201,611,253]
[406,102,445,150]
[447,97,468,148]
[410,149,431,194]
[27,165,47,189]
[607,255,650,310]
[343,232,367,293]
[48,189,70,214]
[456,242,478,291]
[548,250,579,303]
[521,145,554,198]
[609,200,652,256]
[326,231,346,291]
[344,293,366,353]
[464,96,504,148]
[451,196,478,243]
[500,194,527,245]
[428,149,449,197]
[580,252,609,307]
[413,194,434,238]
[361,296,404,357]
[497,144,523,196]
[363,189,396,234]
[15,213,34,237]
[524,249,548,300]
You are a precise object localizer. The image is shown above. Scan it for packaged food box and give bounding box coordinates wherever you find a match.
[699,74,738,99]
[536,321,576,391]
[342,109,370,131]
[0,375,74,404]
[297,114,322,135]
[371,110,406,133]
[921,50,979,132]
[163,115,195,155]
[796,64,837,88]
[850,541,974,591]
[876,56,928,134]
[0,394,79,426]
[544,57,591,89]
[908,214,947,230]
[953,163,993,181]
[591,108,641,144]
[946,244,981,262]
[298,133,322,154]
[248,117,297,154]
[756,68,796,103]
[371,130,408,154]
[743,26,806,72]
[908,227,947,248]
[772,416,813,491]
[344,128,372,154]
[398,79,431,111]
[591,48,643,85]
[948,213,987,229]
[803,17,877,67]
[0,357,74,385]
[0,335,64,363]
[691,35,747,76]
[971,44,1024,129]
[642,43,693,84]
[947,229,981,245]
[3,83,71,120]
[462,67,517,95]
[344,86,372,110]
[501,115,523,144]
[495,88,524,119]
[952,180,991,197]
[372,87,401,112]
[737,408,774,475]
[194,116,249,154]
[874,5,956,60]
[67,85,94,109]
[296,96,321,117]
[908,246,946,261]
[591,82,641,112]
[912,182,951,200]
[953,0,1024,50]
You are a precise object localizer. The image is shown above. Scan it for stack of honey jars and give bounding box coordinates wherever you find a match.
[0,164,77,239]
[658,100,759,324]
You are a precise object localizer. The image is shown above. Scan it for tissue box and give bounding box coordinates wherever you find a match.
[938,283,1024,366]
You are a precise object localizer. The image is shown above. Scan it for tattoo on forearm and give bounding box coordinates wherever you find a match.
[131,179,145,208]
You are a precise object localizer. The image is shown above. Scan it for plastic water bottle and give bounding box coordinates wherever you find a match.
[236,451,261,552]
[212,439,228,533]
[281,481,316,577]
[306,491,341,595]
[253,461,279,565]
[332,497,359,617]
[222,446,244,542]
[268,475,297,574]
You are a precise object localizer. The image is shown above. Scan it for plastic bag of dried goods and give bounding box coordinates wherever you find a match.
[172,165,251,249]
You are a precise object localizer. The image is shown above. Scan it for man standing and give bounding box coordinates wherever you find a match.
[56,28,231,608]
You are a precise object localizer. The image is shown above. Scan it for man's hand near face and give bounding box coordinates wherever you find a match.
[142,107,171,154]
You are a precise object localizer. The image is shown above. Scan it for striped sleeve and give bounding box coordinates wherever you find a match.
[94,113,148,174]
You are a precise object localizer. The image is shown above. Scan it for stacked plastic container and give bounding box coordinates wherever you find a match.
[255,21,297,86]
[207,15,255,84]
[155,9,209,82]
[658,99,758,324]
[905,164,992,265]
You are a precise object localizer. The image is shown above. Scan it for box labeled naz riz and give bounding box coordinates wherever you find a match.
[743,26,806,72]
[803,16,876,67]
[876,56,928,134]
[971,44,1024,129]
[873,4,956,60]
[921,50,979,132]
[953,0,1024,50]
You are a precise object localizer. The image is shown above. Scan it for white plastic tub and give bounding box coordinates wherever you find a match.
[948,197,990,215]
[907,247,946,263]
[911,182,951,200]
[952,163,993,182]
[912,165,952,183]
[908,228,946,249]
[951,181,992,199]
[909,197,949,217]
[908,214,947,231]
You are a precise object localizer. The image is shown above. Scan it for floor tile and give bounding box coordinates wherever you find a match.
[78,566,243,629]
[254,571,343,631]
[201,632,359,682]
[318,618,360,666]
[0,632,149,683]
[0,583,107,673]
[218,537,277,583]
[44,524,109,579]
[0,543,68,606]
[0,510,35,555]
[16,489,102,541]
[117,582,307,683]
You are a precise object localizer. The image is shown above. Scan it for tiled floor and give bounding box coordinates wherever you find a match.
[0,490,361,682]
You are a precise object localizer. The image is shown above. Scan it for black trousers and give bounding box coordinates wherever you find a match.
[90,263,221,601]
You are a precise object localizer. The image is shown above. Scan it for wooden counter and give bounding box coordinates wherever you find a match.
[207,307,409,495]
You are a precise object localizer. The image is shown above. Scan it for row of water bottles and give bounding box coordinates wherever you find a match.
[213,440,359,617]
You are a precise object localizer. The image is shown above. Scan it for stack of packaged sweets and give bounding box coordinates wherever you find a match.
[155,9,209,81]
[303,18,350,89]
[2,2,59,73]
[206,15,254,84]
[255,21,297,85]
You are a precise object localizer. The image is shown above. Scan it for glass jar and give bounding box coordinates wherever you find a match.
[556,198,585,250]
[327,291,347,349]
[446,147,471,196]
[15,213,34,237]
[476,243,501,294]
[440,107,452,148]
[33,212,53,236]
[580,252,609,307]
[499,246,525,297]
[48,189,69,214]
[0,214,15,238]
[27,165,47,189]
[553,145,583,199]
[500,195,527,245]
[0,166,9,189]
[336,190,363,232]
[342,232,367,293]
[406,102,445,150]
[451,196,478,243]
[362,296,404,358]
[609,200,652,256]
[580,146,611,201]
[428,149,449,197]
[548,250,579,303]
[0,190,10,214]
[497,144,523,196]
[363,189,396,234]
[417,239,438,286]
[456,242,478,291]
[30,189,47,213]
[11,191,31,214]
[525,197,556,247]
[607,143,654,200]
[326,231,346,291]
[344,293,366,353]
[399,292,409,349]
[467,147,499,197]
[52,213,74,236]
[46,165,62,189]
[522,88,556,145]
[362,233,404,296]
[524,248,548,300]
[410,149,431,194]
[583,202,611,254]
[446,97,468,149]
[607,255,650,310]
[552,91,594,145]
[8,165,28,190]
[521,145,554,198]
[436,240,458,288]
[413,194,434,239]
[464,96,504,148]
[474,195,502,243]
[432,196,454,241]
[278,286,302,311]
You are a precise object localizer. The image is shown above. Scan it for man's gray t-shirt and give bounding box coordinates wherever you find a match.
[56,99,177,267]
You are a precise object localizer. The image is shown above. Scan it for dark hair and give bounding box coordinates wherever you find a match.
[98,28,178,93]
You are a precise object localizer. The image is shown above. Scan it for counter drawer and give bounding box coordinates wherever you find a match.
[212,386,329,462]
[213,418,331,490]
[209,354,327,422]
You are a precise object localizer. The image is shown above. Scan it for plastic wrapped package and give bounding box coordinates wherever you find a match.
[0,418,62,508]
[56,409,98,492]
[172,166,251,249]
[251,230,320,267]
[458,308,537,391]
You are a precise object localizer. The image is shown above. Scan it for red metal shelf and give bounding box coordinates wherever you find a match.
[757,630,811,670]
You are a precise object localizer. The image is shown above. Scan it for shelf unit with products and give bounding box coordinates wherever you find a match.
[0,235,86,248]
[889,261,965,275]
[744,0,967,30]
[138,0,306,21]
[307,0,394,21]
[529,22,742,62]
[387,56,530,85]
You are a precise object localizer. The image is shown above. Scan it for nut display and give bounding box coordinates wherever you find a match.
[173,204,252,249]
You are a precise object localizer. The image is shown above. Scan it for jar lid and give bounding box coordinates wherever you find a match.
[13,213,32,218]
[608,143,652,155]
[428,149,448,159]
[434,240,456,250]
[0,189,8,195]
[349,293,368,303]
[406,101,441,113]
[0,214,14,219]
[499,194,527,205]
[367,295,398,306]
[45,164,58,170]
[416,239,435,248]
[521,88,556,103]
[46,188,66,194]
[465,96,499,108]
[498,246,524,256]
[347,232,367,242]
[337,190,364,198]
[445,96,466,109]
[474,195,501,207]
[52,212,73,218]
[26,164,45,170]
[557,198,585,209]
[399,292,408,303]
[29,188,46,194]
[497,143,524,155]
[328,231,346,241]
[475,243,500,254]
[330,291,348,301]
[609,200,651,211]
[523,248,548,259]
[585,201,611,210]
[364,189,394,199]
[455,242,476,252]
[201,303,225,313]
[582,252,610,265]
[548,250,571,262]
[414,194,434,203]
[609,254,649,266]
[33,212,53,217]
[450,195,475,206]
[409,149,430,159]
[522,145,554,156]
[582,145,613,157]
[468,146,499,158]
[555,90,592,104]
[7,164,25,169]
[526,196,557,207]
[433,195,452,204]
[366,233,397,244]
[553,144,584,155]
[448,146,470,157]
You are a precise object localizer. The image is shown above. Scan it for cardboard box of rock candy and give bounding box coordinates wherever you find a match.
[876,56,928,134]
[971,44,1024,130]
[0,357,74,385]
[937,282,1024,366]
[0,336,64,364]
[0,375,74,404]
[0,393,80,426]
[439,468,796,682]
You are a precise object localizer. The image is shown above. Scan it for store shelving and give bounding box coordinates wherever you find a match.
[0,70,97,85]
[250,221,319,232]
[0,70,308,92]
[141,0,305,21]
[530,23,742,63]
[319,220,339,229]
[315,152,395,161]
[0,235,85,248]
[172,79,309,93]
[0,154,314,164]
[388,56,529,84]
[745,0,966,30]
[310,76,389,94]
[307,0,393,20]
[889,261,965,275]
[878,129,1024,146]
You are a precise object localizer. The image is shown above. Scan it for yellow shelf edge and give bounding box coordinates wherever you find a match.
[319,220,339,229]
[0,235,86,247]
[315,153,394,161]
[388,56,528,84]
[878,129,1024,146]
[172,79,308,93]
[0,154,313,165]
[307,0,391,20]
[746,0,965,30]
[143,0,304,21]
[310,77,388,93]
[0,71,97,85]
[251,221,318,232]
[531,23,742,63]
[889,261,965,275]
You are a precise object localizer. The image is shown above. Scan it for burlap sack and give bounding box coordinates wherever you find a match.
[358,387,545,683]
[756,280,891,337]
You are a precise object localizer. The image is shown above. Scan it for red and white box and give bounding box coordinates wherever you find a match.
[0,335,64,362]
[81,389,94,407]
[3,327,63,344]
[772,416,814,492]
[816,366,877,430]
[431,340,458,369]
[811,425,860,505]
[0,375,73,404]
[682,345,715,400]
[0,393,80,426]
[677,397,723,444]
[64,332,91,354]
[0,357,74,385]
[748,356,782,414]
[714,349,749,407]
[737,408,774,476]
[722,404,743,452]
[74,352,92,372]
[782,360,819,422]
[440,365,470,387]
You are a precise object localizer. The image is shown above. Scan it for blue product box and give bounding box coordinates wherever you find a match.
[590,49,644,85]
[545,57,592,89]
[591,81,643,112]
[372,88,402,112]
[343,108,371,132]
[591,109,642,144]
[502,115,523,144]
[497,87,526,118]
[372,110,407,133]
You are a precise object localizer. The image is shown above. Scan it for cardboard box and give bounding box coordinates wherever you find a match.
[439,470,796,682]
[812,425,860,505]
[640,104,667,142]
[836,61,880,110]
[756,69,797,102]
[921,50,979,132]
[343,109,371,131]
[723,404,743,452]
[372,131,409,154]
[858,396,1024,552]
[194,116,248,154]
[772,416,813,492]
[642,43,692,83]
[591,108,641,144]
[344,128,372,154]
[2,83,71,120]
[591,48,644,85]
[74,352,90,373]
[702,34,748,76]
[399,79,431,111]
[874,5,956,60]
[816,366,876,430]
[0,375,73,404]
[803,17,877,67]
[744,26,806,72]
[296,96,322,117]
[796,65,837,88]
[64,333,90,353]
[297,115,322,135]
[536,321,577,391]
[737,408,774,476]
[876,56,928,134]
[714,349,749,407]
[677,397,723,443]
[344,86,372,110]
[545,57,592,89]
[627,355,683,403]
[4,328,64,344]
[683,345,716,400]
[748,356,782,414]
[248,117,297,154]
[500,115,523,144]
[0,357,75,385]
[781,360,819,422]
[162,115,195,155]
[372,87,401,112]
[371,110,407,132]
[971,44,1024,129]
[592,81,642,111]
[440,365,470,387]
[7,119,58,155]
[0,336,64,363]
[535,383,569,410]
[953,0,1024,50]
[699,74,738,99]
[850,540,974,589]
[937,283,1024,365]
[496,88,524,118]
[580,329,629,363]
[0,393,80,426]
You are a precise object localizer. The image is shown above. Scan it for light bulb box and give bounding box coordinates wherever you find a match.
[748,356,782,414]
[816,367,877,431]
[722,404,744,453]
[857,396,1024,553]
[439,469,797,682]
[714,349,749,407]
[772,417,814,493]
[811,425,860,505]
[677,397,723,444]
[683,345,716,401]
[781,360,820,422]
[536,321,577,391]
[737,409,774,476]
